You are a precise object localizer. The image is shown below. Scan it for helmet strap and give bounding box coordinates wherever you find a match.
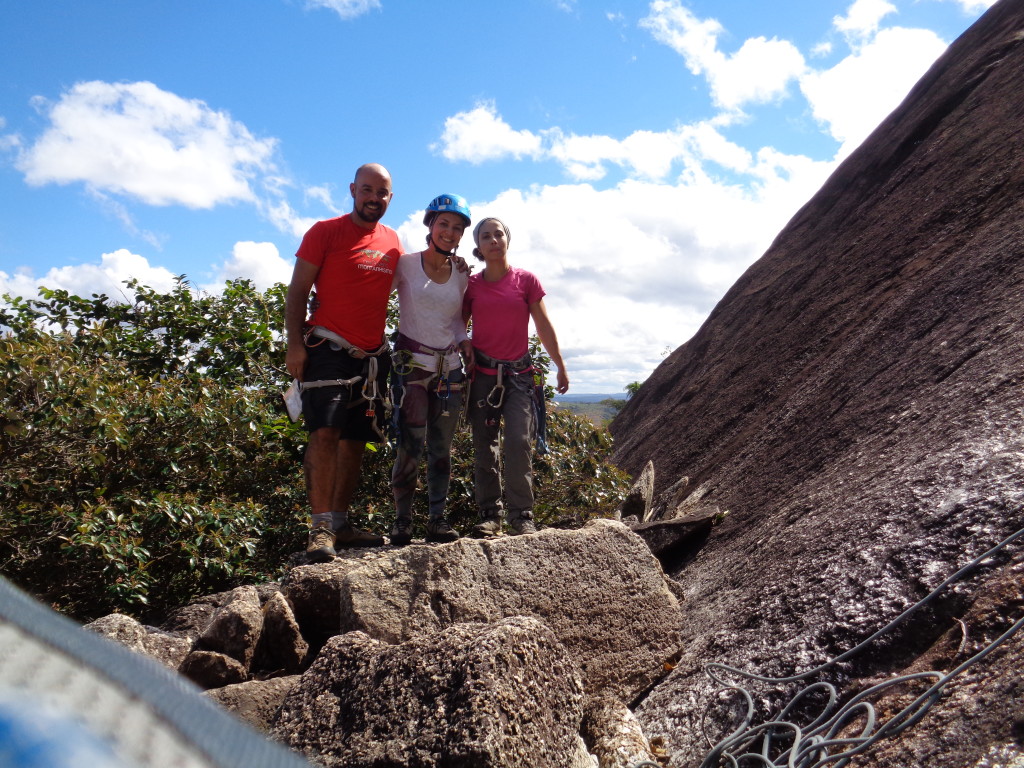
[427,235,456,257]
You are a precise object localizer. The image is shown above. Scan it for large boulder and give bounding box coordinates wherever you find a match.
[253,591,309,675]
[196,585,264,670]
[180,649,248,689]
[284,519,682,702]
[272,617,591,768]
[279,553,387,651]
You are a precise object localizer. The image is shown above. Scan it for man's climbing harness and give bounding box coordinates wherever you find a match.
[474,349,549,454]
[685,523,1024,768]
[301,325,392,437]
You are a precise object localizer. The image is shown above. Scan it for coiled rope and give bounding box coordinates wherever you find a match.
[625,525,1024,768]
[693,525,1024,768]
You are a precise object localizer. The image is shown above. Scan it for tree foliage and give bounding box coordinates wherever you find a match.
[0,279,630,621]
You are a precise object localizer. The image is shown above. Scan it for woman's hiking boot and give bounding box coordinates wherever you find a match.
[425,517,460,543]
[471,516,503,538]
[390,518,414,546]
[306,526,337,563]
[508,515,538,536]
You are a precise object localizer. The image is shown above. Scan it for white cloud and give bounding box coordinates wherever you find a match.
[304,185,342,213]
[435,100,772,185]
[0,249,178,303]
[431,102,544,163]
[812,41,834,57]
[710,35,807,111]
[304,0,380,20]
[800,26,948,156]
[201,241,293,293]
[834,0,898,41]
[0,116,20,152]
[1,243,293,307]
[942,0,997,12]
[415,142,833,392]
[640,0,806,111]
[16,81,278,209]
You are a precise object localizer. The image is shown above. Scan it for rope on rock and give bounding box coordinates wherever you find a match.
[688,524,1024,768]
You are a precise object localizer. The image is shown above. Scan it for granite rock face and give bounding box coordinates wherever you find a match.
[610,1,1024,765]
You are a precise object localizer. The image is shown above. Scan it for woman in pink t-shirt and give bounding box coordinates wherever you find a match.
[462,217,569,537]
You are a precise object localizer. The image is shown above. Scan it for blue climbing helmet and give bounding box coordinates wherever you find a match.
[423,193,472,227]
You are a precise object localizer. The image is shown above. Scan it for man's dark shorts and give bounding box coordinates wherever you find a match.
[301,340,392,441]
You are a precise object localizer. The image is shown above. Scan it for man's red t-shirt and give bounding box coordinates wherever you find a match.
[296,214,402,351]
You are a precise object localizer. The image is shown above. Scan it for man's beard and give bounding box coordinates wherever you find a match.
[356,202,385,223]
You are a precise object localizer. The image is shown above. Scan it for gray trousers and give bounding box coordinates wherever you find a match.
[469,372,535,521]
[391,370,464,521]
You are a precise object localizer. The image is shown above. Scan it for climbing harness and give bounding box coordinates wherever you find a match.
[304,325,384,360]
[473,349,548,454]
[389,333,467,443]
[301,325,392,436]
[474,349,533,410]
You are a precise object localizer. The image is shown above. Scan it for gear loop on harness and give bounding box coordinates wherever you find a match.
[304,325,389,361]
[484,364,507,409]
[298,376,362,390]
[472,347,548,453]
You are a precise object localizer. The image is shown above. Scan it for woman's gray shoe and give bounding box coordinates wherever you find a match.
[425,517,460,543]
[390,518,414,546]
[508,517,538,535]
[471,517,503,538]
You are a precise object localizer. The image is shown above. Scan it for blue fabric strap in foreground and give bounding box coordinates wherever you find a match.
[0,576,313,768]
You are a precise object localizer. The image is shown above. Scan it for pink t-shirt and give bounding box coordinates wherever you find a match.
[296,214,402,350]
[463,267,545,364]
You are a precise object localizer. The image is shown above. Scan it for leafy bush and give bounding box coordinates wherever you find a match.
[0,279,630,621]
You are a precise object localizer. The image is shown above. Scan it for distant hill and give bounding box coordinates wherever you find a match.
[553,394,627,426]
[555,393,627,404]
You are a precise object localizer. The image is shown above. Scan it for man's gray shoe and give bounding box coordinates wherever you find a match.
[334,523,385,548]
[425,517,460,543]
[471,517,503,538]
[390,518,414,546]
[508,517,538,536]
[306,526,337,562]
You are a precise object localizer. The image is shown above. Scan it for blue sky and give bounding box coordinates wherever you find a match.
[0,0,996,392]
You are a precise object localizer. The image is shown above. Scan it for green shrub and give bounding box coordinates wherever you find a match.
[0,279,630,621]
